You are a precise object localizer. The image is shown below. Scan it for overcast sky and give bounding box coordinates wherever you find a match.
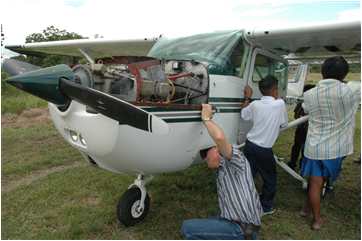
[0,0,360,57]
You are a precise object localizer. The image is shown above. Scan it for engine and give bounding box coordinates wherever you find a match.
[72,58,209,105]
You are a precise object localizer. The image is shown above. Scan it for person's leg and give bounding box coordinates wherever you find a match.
[308,176,324,229]
[256,148,276,212]
[288,127,304,169]
[180,218,246,240]
[244,140,258,177]
[298,144,305,170]
[300,181,311,217]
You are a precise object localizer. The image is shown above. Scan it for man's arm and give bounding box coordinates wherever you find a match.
[201,104,232,160]
[241,85,253,108]
[241,85,253,120]
[279,100,289,128]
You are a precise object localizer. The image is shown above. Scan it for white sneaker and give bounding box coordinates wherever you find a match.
[262,208,275,216]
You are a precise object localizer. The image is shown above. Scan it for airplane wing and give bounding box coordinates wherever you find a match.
[5,38,157,59]
[246,20,361,56]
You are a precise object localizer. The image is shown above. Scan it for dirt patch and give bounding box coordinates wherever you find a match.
[2,107,51,128]
[80,196,101,206]
[2,162,87,193]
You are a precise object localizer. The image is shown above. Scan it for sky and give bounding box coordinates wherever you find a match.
[0,0,360,58]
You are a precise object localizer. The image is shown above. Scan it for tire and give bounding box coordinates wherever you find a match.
[117,188,150,227]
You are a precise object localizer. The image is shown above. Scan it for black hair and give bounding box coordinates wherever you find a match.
[200,147,213,159]
[321,56,349,81]
[303,84,315,92]
[258,75,278,95]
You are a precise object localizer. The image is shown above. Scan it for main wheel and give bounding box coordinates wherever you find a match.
[117,187,150,227]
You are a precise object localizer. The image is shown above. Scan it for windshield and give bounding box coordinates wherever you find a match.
[148,30,244,75]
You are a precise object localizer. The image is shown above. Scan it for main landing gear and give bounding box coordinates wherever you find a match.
[117,174,153,226]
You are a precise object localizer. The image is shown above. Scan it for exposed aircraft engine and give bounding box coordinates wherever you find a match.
[72,58,209,105]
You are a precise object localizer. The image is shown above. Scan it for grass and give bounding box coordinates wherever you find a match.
[1,83,47,114]
[1,74,361,239]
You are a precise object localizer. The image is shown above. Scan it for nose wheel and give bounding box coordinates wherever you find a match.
[117,175,152,226]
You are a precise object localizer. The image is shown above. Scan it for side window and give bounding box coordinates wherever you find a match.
[252,54,287,91]
[228,40,244,77]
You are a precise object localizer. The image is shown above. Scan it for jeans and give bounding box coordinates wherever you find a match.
[244,139,276,211]
[180,217,257,240]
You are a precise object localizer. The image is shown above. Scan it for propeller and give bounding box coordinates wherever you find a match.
[2,59,41,76]
[6,64,170,135]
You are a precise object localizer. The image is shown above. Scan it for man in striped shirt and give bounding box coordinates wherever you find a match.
[181,104,263,240]
[300,56,360,230]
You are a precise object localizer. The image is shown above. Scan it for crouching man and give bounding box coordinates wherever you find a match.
[180,104,263,240]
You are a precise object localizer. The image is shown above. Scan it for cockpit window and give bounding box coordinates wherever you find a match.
[252,54,287,92]
[148,30,245,76]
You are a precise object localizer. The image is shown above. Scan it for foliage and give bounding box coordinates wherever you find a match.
[25,26,83,43]
[21,25,85,67]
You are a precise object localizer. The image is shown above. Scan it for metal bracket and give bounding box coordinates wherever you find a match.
[78,48,94,65]
[128,174,153,213]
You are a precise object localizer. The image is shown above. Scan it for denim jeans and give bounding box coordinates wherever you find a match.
[180,217,257,240]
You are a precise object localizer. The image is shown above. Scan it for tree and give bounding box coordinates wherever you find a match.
[20,26,85,67]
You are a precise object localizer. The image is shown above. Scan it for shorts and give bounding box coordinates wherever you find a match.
[300,156,345,182]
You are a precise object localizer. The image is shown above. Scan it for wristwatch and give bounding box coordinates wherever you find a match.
[202,117,212,121]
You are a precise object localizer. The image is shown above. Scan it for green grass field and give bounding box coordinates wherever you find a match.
[1,82,361,239]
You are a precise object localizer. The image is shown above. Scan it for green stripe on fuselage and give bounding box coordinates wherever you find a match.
[164,117,201,123]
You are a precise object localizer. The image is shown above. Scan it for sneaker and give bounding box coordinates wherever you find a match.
[262,208,275,216]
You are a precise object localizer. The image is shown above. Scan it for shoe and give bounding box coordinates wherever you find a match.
[262,208,275,216]
[311,219,323,230]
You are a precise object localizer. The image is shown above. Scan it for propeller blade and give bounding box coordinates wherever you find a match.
[2,59,41,76]
[59,78,170,135]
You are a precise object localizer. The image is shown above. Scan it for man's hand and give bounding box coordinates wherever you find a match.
[241,85,253,108]
[201,104,213,121]
[201,104,232,160]
[244,85,253,99]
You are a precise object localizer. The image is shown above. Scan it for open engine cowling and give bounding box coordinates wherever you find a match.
[73,58,209,105]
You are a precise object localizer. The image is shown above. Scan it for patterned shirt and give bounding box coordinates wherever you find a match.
[216,145,263,226]
[303,79,360,160]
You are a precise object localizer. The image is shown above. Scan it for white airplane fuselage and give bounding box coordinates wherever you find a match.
[48,49,287,175]
[48,40,289,175]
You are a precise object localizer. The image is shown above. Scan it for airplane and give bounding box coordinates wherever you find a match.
[3,20,360,226]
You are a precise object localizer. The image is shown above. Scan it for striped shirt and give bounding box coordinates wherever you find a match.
[303,79,360,160]
[216,145,263,226]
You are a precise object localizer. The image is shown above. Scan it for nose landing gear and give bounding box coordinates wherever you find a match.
[117,174,153,226]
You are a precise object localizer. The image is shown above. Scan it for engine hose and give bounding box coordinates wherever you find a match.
[166,78,176,103]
